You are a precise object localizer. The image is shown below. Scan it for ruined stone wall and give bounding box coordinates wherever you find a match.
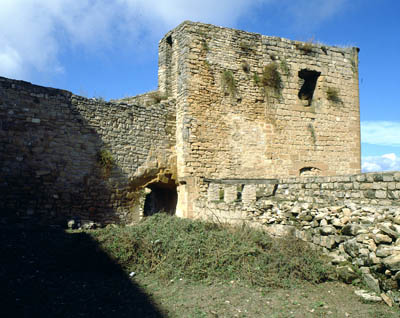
[159,21,360,217]
[0,77,176,224]
[199,172,400,220]
[196,172,400,302]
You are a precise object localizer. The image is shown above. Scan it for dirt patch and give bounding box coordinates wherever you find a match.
[135,275,399,318]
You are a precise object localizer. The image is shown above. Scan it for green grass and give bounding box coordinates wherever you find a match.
[90,214,334,288]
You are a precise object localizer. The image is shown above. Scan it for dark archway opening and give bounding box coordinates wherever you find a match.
[299,166,321,176]
[298,69,321,106]
[143,181,177,216]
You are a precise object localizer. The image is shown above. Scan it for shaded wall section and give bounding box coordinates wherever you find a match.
[0,77,176,224]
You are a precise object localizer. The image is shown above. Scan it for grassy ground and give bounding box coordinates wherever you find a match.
[135,276,397,318]
[1,214,399,317]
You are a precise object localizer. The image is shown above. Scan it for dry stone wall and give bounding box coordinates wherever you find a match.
[0,76,176,225]
[196,172,400,303]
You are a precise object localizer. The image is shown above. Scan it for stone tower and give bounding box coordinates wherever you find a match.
[158,21,360,218]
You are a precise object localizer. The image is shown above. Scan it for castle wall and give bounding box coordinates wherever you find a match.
[0,77,175,224]
[1,21,364,223]
[159,22,361,218]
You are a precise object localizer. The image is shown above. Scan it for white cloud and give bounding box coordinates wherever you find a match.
[118,0,265,29]
[0,0,350,80]
[362,153,400,172]
[0,0,121,79]
[282,0,347,31]
[0,46,23,78]
[361,121,400,147]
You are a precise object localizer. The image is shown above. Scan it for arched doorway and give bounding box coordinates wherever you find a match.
[143,181,177,216]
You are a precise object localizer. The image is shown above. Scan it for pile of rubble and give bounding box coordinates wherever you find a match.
[247,201,400,306]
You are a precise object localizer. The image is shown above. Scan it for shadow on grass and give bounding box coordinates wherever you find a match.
[0,223,166,318]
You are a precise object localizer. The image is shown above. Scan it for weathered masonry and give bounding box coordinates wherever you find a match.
[0,21,361,224]
[159,21,361,218]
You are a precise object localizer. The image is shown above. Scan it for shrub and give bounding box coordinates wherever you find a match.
[239,41,253,53]
[280,59,290,76]
[97,149,113,176]
[296,42,314,54]
[261,63,282,93]
[90,214,334,287]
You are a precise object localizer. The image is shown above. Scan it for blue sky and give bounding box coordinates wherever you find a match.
[1,0,399,172]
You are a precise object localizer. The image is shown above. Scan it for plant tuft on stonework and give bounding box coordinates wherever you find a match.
[201,40,209,52]
[280,59,290,77]
[221,70,237,96]
[218,188,224,201]
[261,62,282,93]
[239,41,253,53]
[296,41,314,54]
[308,123,316,145]
[253,72,260,86]
[326,87,341,103]
[97,149,113,176]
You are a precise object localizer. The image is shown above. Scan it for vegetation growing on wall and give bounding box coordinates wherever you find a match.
[97,149,114,177]
[326,87,341,103]
[279,59,290,77]
[197,30,210,53]
[221,69,237,96]
[253,72,260,86]
[239,40,253,54]
[296,41,314,54]
[201,39,209,52]
[218,188,224,201]
[308,123,317,145]
[261,62,282,95]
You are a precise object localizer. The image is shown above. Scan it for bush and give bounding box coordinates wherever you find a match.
[261,63,282,93]
[90,214,334,287]
[98,149,113,169]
